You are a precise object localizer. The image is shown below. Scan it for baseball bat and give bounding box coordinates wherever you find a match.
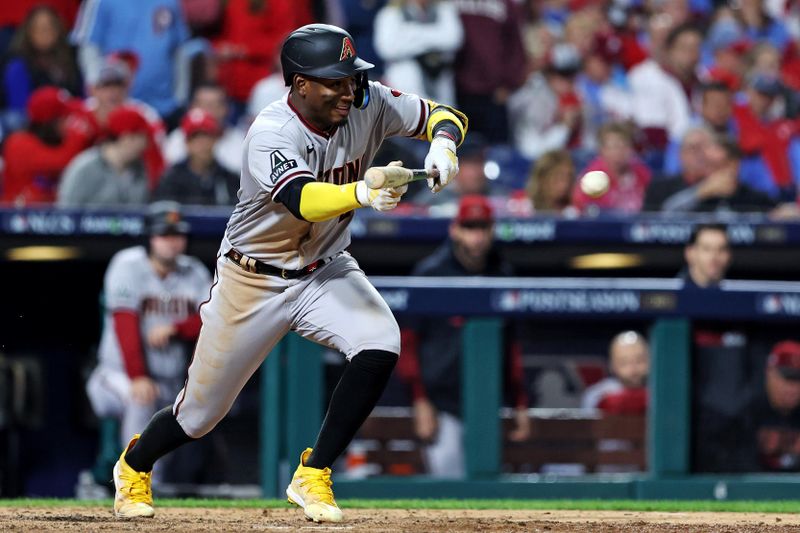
[364,166,439,189]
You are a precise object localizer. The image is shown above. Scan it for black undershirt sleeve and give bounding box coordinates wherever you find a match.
[273,176,315,221]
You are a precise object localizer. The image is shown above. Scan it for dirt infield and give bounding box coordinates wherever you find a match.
[1,506,800,532]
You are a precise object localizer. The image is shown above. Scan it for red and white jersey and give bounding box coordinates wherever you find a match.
[97,246,212,380]
[222,81,429,269]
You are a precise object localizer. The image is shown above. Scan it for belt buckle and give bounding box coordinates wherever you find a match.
[281,268,289,280]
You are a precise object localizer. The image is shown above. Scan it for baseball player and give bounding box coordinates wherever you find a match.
[86,201,211,455]
[111,23,467,523]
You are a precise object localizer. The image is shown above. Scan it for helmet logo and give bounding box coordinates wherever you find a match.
[340,37,355,61]
[165,211,180,224]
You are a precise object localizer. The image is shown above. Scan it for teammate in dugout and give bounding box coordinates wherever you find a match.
[111,24,468,523]
[86,201,210,457]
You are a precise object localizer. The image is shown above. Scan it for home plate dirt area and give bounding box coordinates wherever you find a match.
[1,507,800,532]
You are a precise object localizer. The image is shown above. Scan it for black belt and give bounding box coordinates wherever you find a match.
[225,249,334,279]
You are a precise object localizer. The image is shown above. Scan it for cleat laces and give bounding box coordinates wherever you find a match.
[300,468,334,505]
[121,469,152,503]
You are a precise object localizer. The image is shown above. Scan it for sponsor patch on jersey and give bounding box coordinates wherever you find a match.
[390,88,404,97]
[269,150,298,182]
[340,37,356,61]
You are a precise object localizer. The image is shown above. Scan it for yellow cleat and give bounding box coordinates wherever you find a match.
[286,448,343,523]
[113,434,155,518]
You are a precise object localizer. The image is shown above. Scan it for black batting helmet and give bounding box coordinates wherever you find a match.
[280,24,374,108]
[146,201,190,236]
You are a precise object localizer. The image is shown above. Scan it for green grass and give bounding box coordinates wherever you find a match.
[2,499,799,513]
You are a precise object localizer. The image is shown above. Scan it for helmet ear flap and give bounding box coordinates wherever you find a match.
[353,72,370,109]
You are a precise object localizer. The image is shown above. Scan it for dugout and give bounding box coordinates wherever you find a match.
[2,207,800,497]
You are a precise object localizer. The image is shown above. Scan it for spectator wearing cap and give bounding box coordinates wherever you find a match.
[373,0,464,106]
[452,0,527,144]
[750,340,800,472]
[572,122,651,214]
[1,5,82,131]
[76,54,167,190]
[70,0,189,121]
[731,72,800,201]
[628,23,704,169]
[163,83,245,175]
[57,106,151,206]
[581,331,650,415]
[154,108,239,206]
[702,16,752,92]
[395,194,530,478]
[508,43,584,160]
[1,86,92,205]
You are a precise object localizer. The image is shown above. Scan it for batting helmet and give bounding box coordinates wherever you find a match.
[146,201,190,236]
[280,24,374,108]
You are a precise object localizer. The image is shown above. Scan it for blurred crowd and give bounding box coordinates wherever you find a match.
[0,0,799,218]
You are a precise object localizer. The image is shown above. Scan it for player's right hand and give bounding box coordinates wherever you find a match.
[356,161,408,212]
[130,376,159,405]
[425,136,458,193]
[413,398,438,442]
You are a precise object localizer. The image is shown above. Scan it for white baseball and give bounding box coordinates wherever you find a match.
[580,170,610,197]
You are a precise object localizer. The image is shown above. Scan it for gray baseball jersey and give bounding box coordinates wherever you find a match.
[97,246,212,380]
[222,81,429,269]
[171,81,432,438]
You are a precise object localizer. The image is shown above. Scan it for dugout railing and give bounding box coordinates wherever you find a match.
[258,277,800,500]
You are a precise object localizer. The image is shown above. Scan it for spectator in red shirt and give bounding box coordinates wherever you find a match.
[572,122,651,214]
[732,73,800,200]
[1,86,91,205]
[581,330,650,416]
[78,54,167,190]
[212,0,313,104]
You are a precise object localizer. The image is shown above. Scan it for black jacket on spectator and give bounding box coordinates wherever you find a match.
[643,175,777,212]
[409,241,516,416]
[154,159,239,206]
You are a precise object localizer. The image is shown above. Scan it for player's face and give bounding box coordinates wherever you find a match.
[685,230,731,287]
[701,90,732,129]
[116,132,148,163]
[599,132,632,171]
[611,342,650,388]
[543,163,574,206]
[29,9,59,52]
[186,132,218,164]
[767,367,800,412]
[150,234,187,264]
[298,75,356,129]
[193,88,228,125]
[92,82,127,109]
[450,222,494,264]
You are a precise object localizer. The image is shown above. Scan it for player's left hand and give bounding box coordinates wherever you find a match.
[424,136,458,193]
[147,324,176,349]
[508,407,531,442]
[356,161,408,211]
